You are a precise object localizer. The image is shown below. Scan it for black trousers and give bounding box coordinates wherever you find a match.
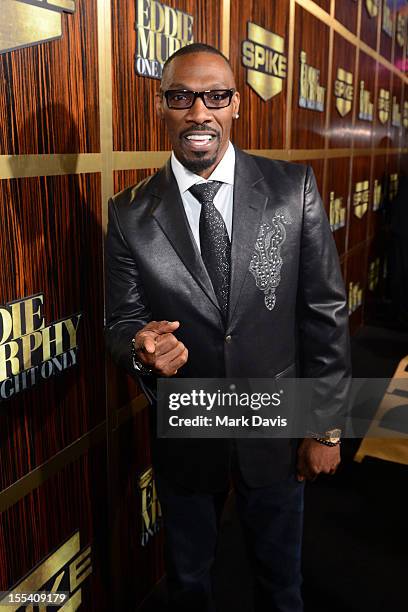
[155,448,304,612]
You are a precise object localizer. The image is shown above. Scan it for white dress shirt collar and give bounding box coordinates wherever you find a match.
[171,141,235,194]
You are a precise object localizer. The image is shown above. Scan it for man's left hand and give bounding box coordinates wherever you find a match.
[296,438,340,482]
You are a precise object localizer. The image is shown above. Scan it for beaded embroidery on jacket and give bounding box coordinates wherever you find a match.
[249,209,292,311]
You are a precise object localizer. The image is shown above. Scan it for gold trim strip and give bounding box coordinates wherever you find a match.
[114,393,149,430]
[0,154,101,179]
[295,0,408,84]
[98,0,114,234]
[1,148,405,179]
[113,151,171,170]
[0,422,106,513]
[221,0,231,58]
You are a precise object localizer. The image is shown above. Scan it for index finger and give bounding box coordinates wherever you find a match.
[145,320,180,334]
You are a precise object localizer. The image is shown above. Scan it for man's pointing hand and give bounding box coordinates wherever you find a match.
[134,320,188,377]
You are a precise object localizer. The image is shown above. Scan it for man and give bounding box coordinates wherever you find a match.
[105,43,350,612]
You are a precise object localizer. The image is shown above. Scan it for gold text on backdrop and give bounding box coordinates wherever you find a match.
[138,467,162,546]
[0,531,91,610]
[299,51,325,112]
[378,88,391,125]
[0,294,81,400]
[135,0,194,79]
[353,180,369,219]
[241,22,287,102]
[358,81,374,122]
[348,282,363,315]
[334,68,353,117]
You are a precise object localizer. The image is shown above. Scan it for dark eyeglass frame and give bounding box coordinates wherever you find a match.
[163,88,236,110]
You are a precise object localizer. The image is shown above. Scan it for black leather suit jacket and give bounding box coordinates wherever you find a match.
[105,147,351,492]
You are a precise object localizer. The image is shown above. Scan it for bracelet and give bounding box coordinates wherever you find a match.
[313,437,340,447]
[131,338,153,376]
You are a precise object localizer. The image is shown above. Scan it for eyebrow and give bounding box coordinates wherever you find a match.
[166,83,231,90]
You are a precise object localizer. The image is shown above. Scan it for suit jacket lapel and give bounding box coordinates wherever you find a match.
[228,148,268,324]
[150,160,221,314]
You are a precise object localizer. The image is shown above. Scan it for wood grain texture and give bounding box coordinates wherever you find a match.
[114,169,159,195]
[0,173,105,490]
[334,0,359,35]
[349,155,372,248]
[291,6,330,149]
[0,443,108,611]
[329,33,357,149]
[112,414,164,609]
[312,0,331,13]
[112,0,221,152]
[229,0,289,149]
[0,1,99,154]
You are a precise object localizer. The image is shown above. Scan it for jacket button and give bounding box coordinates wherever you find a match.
[225,335,232,343]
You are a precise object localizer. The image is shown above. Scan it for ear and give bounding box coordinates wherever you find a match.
[155,92,164,120]
[232,91,240,116]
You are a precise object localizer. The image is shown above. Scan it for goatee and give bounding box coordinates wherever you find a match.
[182,152,218,174]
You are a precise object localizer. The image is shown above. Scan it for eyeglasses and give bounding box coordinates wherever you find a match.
[163,89,236,110]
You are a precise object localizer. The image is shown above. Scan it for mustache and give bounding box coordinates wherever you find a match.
[180,125,220,138]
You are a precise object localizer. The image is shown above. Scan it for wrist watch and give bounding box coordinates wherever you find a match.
[131,338,153,376]
[311,428,341,447]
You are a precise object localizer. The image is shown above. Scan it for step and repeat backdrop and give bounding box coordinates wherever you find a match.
[0,0,407,610]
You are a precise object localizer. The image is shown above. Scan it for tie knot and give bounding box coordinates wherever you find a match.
[189,181,223,205]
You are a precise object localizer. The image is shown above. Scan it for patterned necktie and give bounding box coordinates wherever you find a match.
[189,181,231,319]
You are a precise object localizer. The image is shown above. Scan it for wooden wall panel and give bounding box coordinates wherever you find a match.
[325,157,351,256]
[1,1,408,610]
[112,0,221,152]
[230,0,289,150]
[313,0,331,12]
[0,173,105,489]
[335,0,359,35]
[329,34,357,149]
[112,411,164,609]
[354,51,376,148]
[349,155,372,248]
[0,444,108,611]
[0,1,99,155]
[360,0,380,50]
[114,169,159,195]
[291,6,330,149]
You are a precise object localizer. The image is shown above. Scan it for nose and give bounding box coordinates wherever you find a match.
[185,95,212,124]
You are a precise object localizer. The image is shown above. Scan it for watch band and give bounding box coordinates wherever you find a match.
[313,437,340,447]
[131,338,153,376]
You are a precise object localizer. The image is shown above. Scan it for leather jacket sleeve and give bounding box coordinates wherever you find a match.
[296,166,352,432]
[104,197,153,381]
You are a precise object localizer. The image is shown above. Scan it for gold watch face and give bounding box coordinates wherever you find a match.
[326,428,341,443]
